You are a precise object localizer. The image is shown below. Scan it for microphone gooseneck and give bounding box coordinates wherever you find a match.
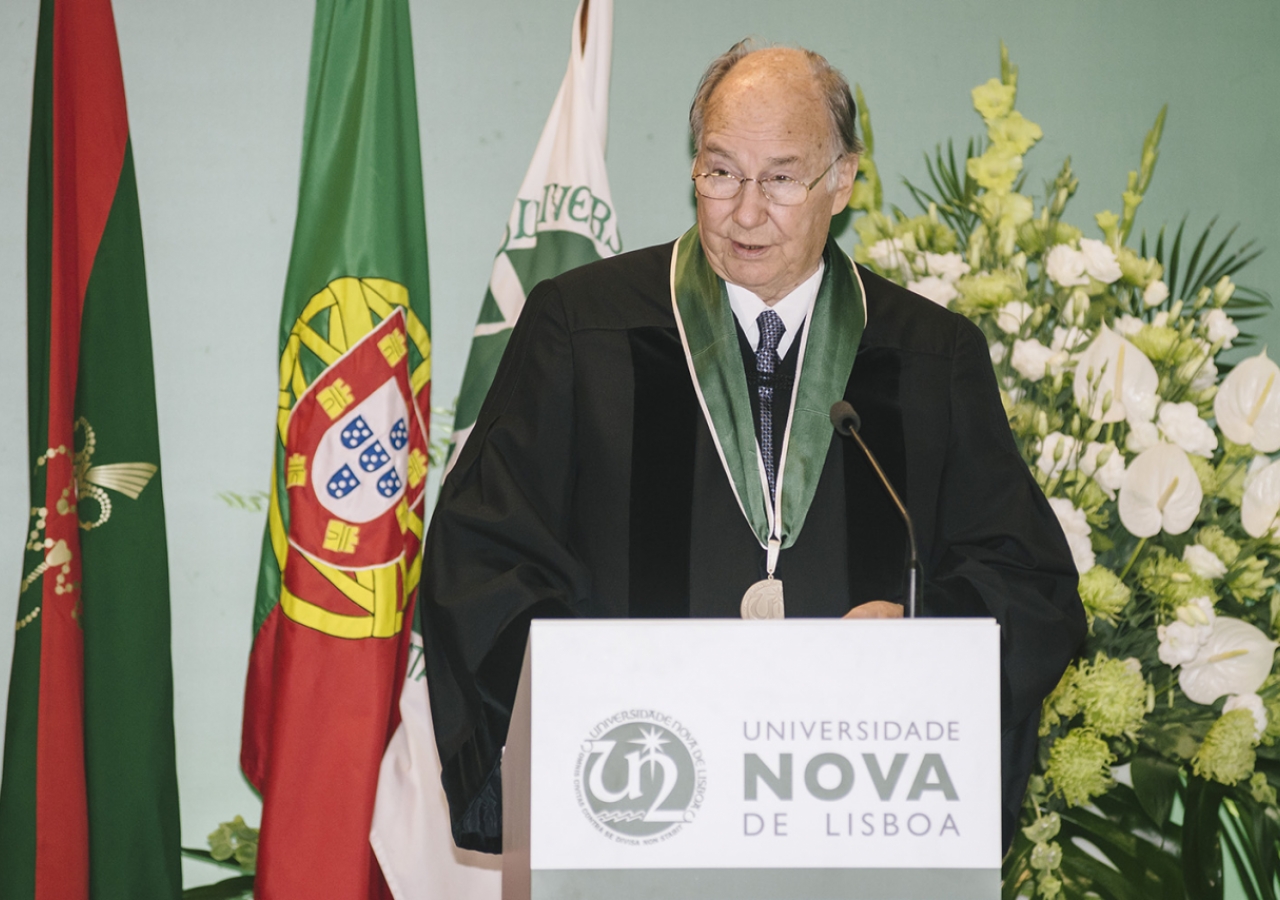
[829,401,921,619]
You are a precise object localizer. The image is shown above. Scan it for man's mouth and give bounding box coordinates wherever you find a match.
[732,241,768,255]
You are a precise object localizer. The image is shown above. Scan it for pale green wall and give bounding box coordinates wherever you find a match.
[0,0,1276,890]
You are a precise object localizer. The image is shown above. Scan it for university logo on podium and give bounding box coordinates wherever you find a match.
[574,712,706,842]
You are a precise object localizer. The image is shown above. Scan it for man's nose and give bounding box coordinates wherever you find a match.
[732,179,770,228]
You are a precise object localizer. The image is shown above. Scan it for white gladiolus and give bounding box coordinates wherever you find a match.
[924,251,970,283]
[1072,324,1160,424]
[1011,338,1055,381]
[1143,280,1170,308]
[1080,441,1125,498]
[1036,432,1080,477]
[1224,693,1268,740]
[1179,617,1278,705]
[1241,459,1280,538]
[1117,443,1203,537]
[996,300,1035,334]
[1214,351,1280,452]
[1202,308,1239,349]
[907,276,957,307]
[1044,244,1090,287]
[1156,401,1218,457]
[1079,238,1123,284]
[1048,497,1095,573]
[1183,544,1228,579]
[1158,620,1209,667]
[868,237,908,272]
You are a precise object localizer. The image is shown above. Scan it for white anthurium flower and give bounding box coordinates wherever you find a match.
[1241,458,1280,538]
[1158,620,1209,667]
[1044,244,1090,287]
[1079,238,1123,284]
[1143,280,1170,308]
[1073,324,1160,424]
[1156,401,1218,457]
[868,237,909,273]
[1117,442,1203,537]
[1011,338,1054,381]
[1126,421,1160,454]
[907,276,957,308]
[996,300,1035,334]
[1202,308,1239,349]
[1224,693,1268,740]
[1079,441,1125,498]
[1048,497,1095,573]
[1114,314,1144,337]
[1214,350,1280,452]
[1179,616,1278,705]
[1183,543,1228,579]
[1036,432,1080,477]
[924,251,970,283]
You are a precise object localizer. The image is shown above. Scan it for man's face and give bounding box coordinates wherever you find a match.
[695,51,856,305]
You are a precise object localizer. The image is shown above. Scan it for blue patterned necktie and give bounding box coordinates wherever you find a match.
[756,309,786,501]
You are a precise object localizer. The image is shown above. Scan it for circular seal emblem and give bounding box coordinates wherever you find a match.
[574,712,705,843]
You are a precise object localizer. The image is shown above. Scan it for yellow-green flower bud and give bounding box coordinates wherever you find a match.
[1021,812,1061,844]
[971,78,1017,121]
[1030,841,1063,870]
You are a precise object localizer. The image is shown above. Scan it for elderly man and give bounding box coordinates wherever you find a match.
[422,42,1085,853]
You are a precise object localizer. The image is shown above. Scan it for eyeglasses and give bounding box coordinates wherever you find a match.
[691,157,841,207]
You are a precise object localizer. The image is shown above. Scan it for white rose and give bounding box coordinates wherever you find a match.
[996,300,1035,334]
[868,237,908,272]
[1203,308,1239,349]
[1011,338,1054,381]
[1157,401,1218,457]
[1224,693,1268,740]
[1048,497,1095,573]
[907,276,957,308]
[1158,620,1206,667]
[1183,544,1228,579]
[1044,244,1090,287]
[1143,280,1170,308]
[1080,441,1125,498]
[1126,420,1160,454]
[1036,432,1080,477]
[1114,314,1145,337]
[924,252,970,283]
[990,342,1007,365]
[1079,238,1123,284]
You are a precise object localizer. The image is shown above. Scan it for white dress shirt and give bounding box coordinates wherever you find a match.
[725,261,823,359]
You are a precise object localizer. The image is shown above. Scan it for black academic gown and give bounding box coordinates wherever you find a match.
[422,241,1086,853]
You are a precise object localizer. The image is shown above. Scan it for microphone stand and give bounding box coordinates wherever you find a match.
[829,401,920,619]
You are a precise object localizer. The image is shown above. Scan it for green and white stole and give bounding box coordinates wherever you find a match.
[669,226,867,615]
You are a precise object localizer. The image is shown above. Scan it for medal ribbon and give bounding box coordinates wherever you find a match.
[669,226,866,556]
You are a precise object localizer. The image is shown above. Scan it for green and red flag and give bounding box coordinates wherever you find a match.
[0,1,181,899]
[239,0,431,897]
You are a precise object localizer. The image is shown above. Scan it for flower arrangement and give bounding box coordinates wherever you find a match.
[851,43,1277,899]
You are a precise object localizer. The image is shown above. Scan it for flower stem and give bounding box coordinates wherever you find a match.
[1119,536,1148,581]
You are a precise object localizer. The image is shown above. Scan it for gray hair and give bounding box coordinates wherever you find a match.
[689,40,864,164]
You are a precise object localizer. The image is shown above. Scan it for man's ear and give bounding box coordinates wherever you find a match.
[830,154,859,214]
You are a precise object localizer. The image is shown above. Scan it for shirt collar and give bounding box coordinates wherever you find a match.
[725,261,824,359]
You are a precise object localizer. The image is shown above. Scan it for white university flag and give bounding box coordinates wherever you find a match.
[444,0,619,474]
[369,2,617,897]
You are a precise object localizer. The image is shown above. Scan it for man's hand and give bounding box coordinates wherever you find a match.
[843,600,904,619]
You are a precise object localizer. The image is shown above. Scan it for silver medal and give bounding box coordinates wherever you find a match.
[740,578,784,619]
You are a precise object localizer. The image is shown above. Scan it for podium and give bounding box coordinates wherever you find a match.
[502,618,1002,900]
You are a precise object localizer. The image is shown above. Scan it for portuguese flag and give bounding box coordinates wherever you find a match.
[239,0,431,897]
[0,0,181,899]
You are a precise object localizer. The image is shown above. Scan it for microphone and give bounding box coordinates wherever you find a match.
[829,401,921,619]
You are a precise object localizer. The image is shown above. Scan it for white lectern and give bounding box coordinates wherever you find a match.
[503,619,1001,900]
